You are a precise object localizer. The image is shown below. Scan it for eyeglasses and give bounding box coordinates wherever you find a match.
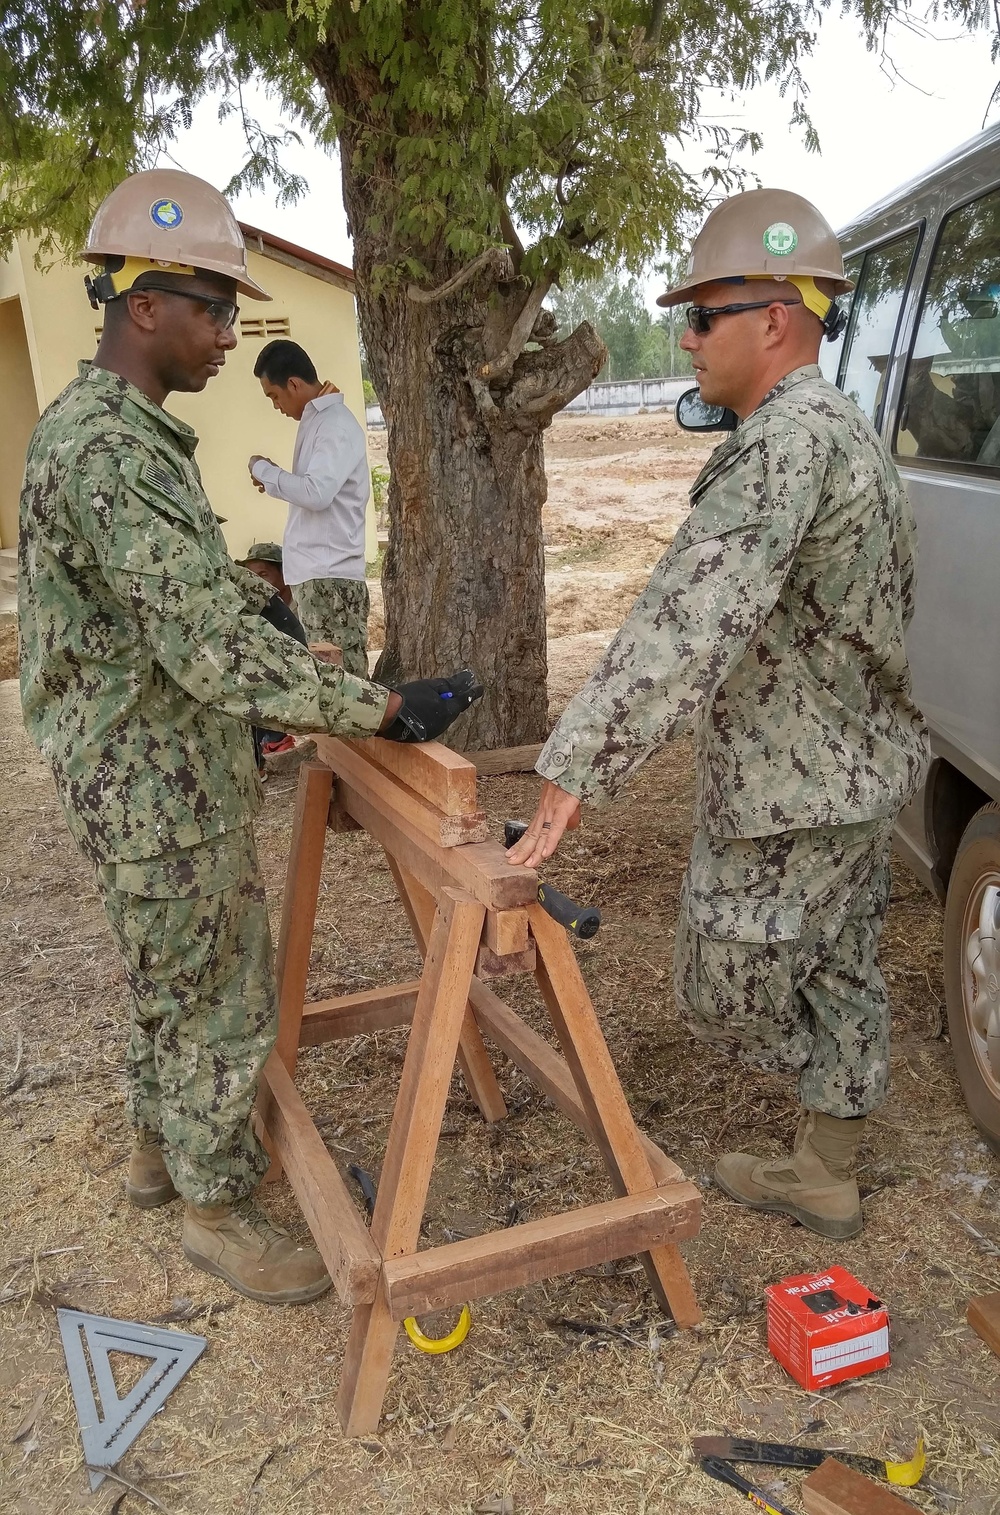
[130,284,240,330]
[685,298,801,335]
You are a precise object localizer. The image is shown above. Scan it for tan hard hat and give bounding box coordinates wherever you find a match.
[84,168,269,301]
[657,188,852,307]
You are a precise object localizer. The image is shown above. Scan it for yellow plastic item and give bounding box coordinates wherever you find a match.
[885,1438,926,1487]
[403,1305,472,1354]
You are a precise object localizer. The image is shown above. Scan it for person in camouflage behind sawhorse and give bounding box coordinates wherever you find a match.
[18,168,482,1305]
[508,188,931,1241]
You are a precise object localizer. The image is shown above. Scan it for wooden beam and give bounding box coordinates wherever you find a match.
[968,1291,1000,1357]
[344,736,478,816]
[299,981,420,1044]
[470,744,544,775]
[467,976,683,1186]
[383,1183,701,1320]
[328,768,537,911]
[258,1055,380,1306]
[475,942,536,978]
[802,1459,921,1515]
[318,737,489,847]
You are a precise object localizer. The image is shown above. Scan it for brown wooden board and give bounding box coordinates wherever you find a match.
[299,982,420,1044]
[383,1183,701,1320]
[475,942,537,978]
[320,737,489,847]
[344,735,478,815]
[258,1055,380,1306]
[486,907,530,956]
[968,1291,1000,1357]
[327,766,537,911]
[802,1459,921,1515]
[273,763,334,1076]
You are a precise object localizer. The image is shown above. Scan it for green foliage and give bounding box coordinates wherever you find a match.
[362,378,378,406]
[550,269,692,380]
[2,0,993,291]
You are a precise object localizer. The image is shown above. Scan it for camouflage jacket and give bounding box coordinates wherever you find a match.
[536,365,931,837]
[19,363,388,865]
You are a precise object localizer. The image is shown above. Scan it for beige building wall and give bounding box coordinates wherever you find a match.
[0,294,40,550]
[0,236,374,563]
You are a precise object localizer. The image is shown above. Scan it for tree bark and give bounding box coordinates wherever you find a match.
[318,82,606,751]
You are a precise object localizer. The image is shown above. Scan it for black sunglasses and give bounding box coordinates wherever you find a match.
[685,298,801,335]
[131,284,240,330]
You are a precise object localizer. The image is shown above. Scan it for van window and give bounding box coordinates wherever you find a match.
[836,234,918,424]
[818,253,863,384]
[898,188,1000,467]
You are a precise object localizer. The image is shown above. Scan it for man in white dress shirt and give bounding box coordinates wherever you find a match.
[249,340,370,675]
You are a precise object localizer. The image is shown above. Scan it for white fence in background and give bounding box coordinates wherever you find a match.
[365,374,691,429]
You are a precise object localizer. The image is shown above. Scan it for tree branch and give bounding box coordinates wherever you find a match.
[406,246,512,304]
[478,275,554,382]
[483,321,607,434]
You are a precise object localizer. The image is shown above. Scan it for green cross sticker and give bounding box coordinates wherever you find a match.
[763,221,797,256]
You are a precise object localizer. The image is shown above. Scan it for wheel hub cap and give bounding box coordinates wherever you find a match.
[966,884,1000,1077]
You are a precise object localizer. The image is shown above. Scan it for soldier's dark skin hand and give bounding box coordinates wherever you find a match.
[506,780,581,868]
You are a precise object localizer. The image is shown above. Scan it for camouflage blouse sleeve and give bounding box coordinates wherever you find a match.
[71,454,388,737]
[536,426,828,804]
[228,559,280,614]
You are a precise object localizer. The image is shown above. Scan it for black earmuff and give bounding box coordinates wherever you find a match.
[823,300,849,342]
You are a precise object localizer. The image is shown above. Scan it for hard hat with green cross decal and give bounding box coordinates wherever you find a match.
[656,187,853,330]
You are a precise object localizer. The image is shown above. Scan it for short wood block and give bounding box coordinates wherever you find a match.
[328,783,363,832]
[299,981,420,1044]
[258,1056,380,1305]
[347,735,478,815]
[475,942,537,978]
[383,1182,701,1320]
[968,1291,1000,1357]
[470,744,544,775]
[320,737,490,847]
[485,907,530,956]
[802,1459,921,1515]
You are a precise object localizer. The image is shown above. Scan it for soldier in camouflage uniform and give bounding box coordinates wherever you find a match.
[19,168,481,1303]
[509,189,931,1240]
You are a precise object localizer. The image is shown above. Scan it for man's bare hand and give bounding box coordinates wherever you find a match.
[505,780,581,869]
[248,456,272,493]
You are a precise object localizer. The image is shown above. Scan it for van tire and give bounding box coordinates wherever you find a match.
[943,802,1000,1154]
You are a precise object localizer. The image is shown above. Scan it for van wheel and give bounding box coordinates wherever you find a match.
[943,802,1000,1154]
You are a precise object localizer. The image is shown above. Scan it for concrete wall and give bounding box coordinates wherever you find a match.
[0,237,374,563]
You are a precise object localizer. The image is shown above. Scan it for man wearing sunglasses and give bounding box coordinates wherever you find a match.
[18,168,482,1308]
[509,187,930,1241]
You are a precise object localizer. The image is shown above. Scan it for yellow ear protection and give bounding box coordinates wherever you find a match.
[743,273,847,341]
[85,255,198,310]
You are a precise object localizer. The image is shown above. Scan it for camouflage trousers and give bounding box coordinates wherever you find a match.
[292,577,370,678]
[95,825,277,1205]
[673,819,895,1118]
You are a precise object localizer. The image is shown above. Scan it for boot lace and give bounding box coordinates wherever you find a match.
[231,1196,287,1245]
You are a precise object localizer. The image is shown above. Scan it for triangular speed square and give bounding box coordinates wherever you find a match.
[57,1308,207,1490]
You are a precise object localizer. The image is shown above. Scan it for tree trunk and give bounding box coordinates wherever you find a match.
[325,96,606,751]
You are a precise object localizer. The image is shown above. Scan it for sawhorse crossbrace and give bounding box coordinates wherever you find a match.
[256,736,702,1436]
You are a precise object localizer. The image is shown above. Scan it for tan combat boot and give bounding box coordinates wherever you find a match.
[125,1129,179,1209]
[182,1198,331,1304]
[714,1110,866,1239]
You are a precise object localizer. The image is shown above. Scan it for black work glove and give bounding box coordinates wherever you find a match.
[381,668,484,742]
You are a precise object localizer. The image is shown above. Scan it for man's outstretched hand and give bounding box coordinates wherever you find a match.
[505,779,581,868]
[380,669,484,743]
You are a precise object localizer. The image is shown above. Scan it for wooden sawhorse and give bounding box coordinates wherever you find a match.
[256,736,702,1435]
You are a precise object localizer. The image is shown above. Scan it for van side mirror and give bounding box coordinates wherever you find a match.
[675,386,738,433]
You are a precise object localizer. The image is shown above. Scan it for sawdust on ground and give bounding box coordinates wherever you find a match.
[3,414,1000,1515]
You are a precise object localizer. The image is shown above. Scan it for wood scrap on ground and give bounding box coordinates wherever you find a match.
[967,1291,1000,1357]
[801,1458,921,1515]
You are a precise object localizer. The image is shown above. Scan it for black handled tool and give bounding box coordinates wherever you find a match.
[692,1436,925,1489]
[699,1457,800,1515]
[503,821,601,939]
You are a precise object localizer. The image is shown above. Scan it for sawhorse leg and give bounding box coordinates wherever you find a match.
[336,888,486,1434]
[388,859,507,1123]
[529,903,702,1328]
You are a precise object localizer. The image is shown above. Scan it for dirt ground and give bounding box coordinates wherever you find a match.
[3,413,1000,1515]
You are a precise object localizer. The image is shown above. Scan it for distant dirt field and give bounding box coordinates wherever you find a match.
[3,414,1000,1515]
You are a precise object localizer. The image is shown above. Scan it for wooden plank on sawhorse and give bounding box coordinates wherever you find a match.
[257,734,703,1439]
